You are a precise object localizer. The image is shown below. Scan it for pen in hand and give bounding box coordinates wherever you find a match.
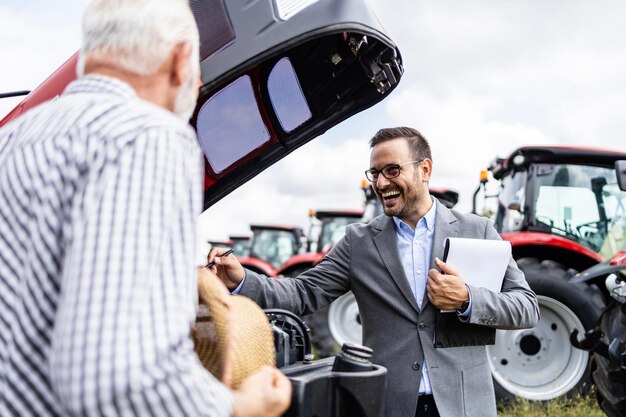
[206,248,235,268]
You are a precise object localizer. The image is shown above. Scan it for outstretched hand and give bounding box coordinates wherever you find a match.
[427,257,469,311]
[232,366,292,417]
[207,247,246,290]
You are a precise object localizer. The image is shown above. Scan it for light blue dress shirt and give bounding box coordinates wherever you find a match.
[392,200,437,394]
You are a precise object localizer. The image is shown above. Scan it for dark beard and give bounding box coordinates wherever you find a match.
[383,204,405,218]
[378,194,405,218]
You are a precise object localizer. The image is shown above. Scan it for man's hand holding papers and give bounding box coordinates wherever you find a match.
[427,257,470,311]
[428,237,512,313]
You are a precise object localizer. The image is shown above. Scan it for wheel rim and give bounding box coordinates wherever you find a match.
[486,295,589,400]
[328,292,362,346]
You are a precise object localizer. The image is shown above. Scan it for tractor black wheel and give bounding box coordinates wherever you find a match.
[487,258,605,402]
[592,301,626,417]
[286,266,338,358]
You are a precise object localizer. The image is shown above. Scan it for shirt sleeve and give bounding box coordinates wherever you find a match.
[50,126,233,417]
[231,270,247,294]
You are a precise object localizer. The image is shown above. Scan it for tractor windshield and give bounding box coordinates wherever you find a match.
[230,238,251,258]
[250,229,300,269]
[531,163,626,256]
[318,217,360,252]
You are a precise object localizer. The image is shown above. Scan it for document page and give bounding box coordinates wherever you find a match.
[442,237,511,293]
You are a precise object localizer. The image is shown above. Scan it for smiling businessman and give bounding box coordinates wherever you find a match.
[209,126,539,417]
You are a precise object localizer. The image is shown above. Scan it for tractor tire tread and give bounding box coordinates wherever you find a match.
[593,301,626,417]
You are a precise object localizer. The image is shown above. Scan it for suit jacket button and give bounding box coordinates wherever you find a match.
[418,322,426,330]
[412,362,420,370]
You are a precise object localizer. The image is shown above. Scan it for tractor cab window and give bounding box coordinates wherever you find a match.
[230,238,251,258]
[532,163,626,254]
[318,217,356,252]
[250,229,299,269]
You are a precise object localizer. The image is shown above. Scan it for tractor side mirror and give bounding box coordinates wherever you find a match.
[616,160,626,191]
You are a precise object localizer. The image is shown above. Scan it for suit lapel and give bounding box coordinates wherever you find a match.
[372,216,420,314]
[420,199,460,310]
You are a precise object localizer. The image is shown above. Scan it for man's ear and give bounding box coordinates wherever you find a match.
[169,41,192,87]
[421,158,433,182]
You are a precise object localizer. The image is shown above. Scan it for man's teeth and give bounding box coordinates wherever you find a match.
[382,191,400,199]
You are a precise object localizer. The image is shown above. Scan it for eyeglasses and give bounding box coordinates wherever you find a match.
[364,160,424,182]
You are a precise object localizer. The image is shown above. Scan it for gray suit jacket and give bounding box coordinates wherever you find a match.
[240,199,539,417]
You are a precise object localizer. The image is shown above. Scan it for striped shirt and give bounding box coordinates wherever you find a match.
[0,75,232,417]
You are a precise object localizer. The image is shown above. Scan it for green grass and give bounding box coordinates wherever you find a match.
[498,394,604,417]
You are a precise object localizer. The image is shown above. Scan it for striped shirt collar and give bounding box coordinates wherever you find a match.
[392,196,436,233]
[64,74,138,99]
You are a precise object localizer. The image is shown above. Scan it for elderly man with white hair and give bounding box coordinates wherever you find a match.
[0,1,291,416]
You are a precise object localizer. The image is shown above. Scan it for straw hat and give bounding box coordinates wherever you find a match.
[193,268,275,389]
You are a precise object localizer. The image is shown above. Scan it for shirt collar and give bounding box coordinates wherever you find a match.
[392,196,437,233]
[63,74,138,100]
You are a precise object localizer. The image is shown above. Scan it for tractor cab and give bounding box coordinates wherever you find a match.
[477,146,626,261]
[310,209,363,254]
[238,224,306,276]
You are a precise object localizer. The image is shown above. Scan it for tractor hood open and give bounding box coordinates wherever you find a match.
[190,0,403,208]
[1,0,402,210]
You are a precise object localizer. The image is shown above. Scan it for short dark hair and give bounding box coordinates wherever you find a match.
[369,127,432,161]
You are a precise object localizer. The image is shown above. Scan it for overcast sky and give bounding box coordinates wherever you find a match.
[3,1,626,262]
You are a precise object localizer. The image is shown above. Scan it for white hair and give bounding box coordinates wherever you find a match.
[77,0,200,76]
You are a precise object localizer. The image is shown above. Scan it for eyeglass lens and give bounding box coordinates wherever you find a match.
[367,165,401,181]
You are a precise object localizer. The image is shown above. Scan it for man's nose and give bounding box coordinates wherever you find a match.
[376,175,390,188]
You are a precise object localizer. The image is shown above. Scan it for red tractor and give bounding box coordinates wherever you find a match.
[237,224,306,277]
[472,146,626,402]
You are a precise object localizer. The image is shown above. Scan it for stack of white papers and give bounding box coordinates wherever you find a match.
[442,237,511,293]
